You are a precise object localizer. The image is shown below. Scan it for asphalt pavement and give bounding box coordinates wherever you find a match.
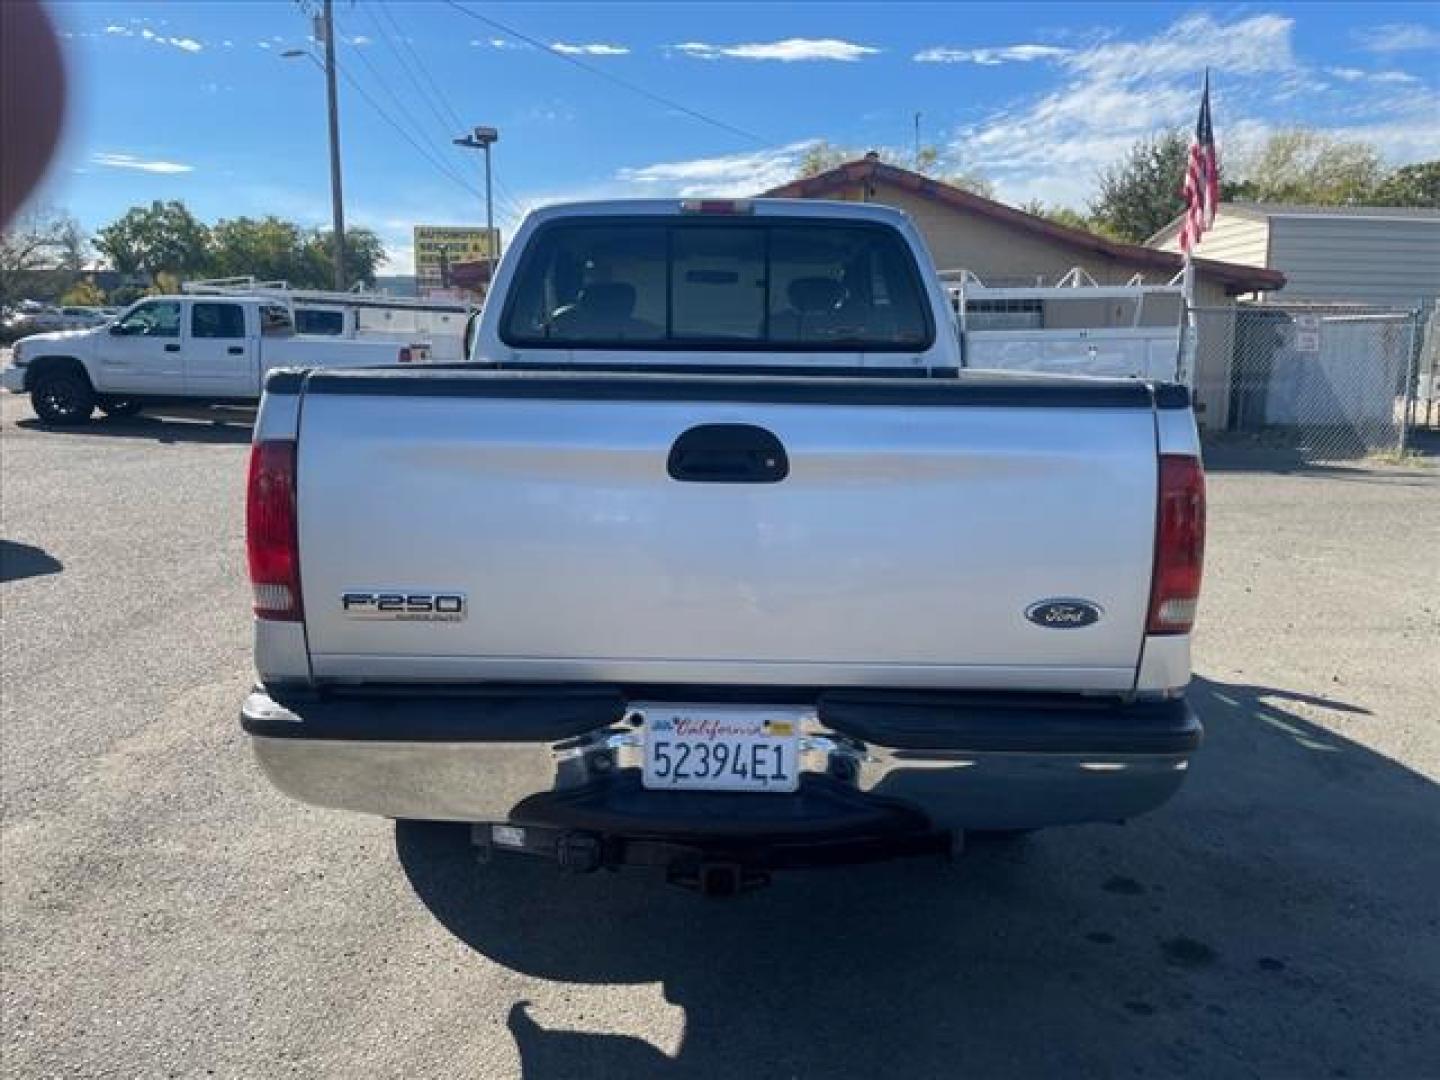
[2,390,1438,1078]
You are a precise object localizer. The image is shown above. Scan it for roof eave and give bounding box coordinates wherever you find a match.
[763,160,1284,294]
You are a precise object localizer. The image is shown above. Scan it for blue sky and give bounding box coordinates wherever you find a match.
[38,1,1440,273]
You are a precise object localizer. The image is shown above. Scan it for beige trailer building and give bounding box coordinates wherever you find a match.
[764,156,1284,426]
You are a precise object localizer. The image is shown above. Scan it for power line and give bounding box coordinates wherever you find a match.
[439,0,770,148]
[331,48,487,203]
[359,1,462,145]
[373,0,466,133]
[349,2,526,222]
[330,24,499,207]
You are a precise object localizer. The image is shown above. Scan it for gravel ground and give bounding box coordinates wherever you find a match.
[2,389,1438,1079]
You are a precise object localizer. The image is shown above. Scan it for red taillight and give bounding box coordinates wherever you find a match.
[1147,454,1206,635]
[398,347,412,363]
[679,199,753,215]
[246,439,302,621]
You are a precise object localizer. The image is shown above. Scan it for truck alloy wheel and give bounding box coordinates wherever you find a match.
[31,372,96,425]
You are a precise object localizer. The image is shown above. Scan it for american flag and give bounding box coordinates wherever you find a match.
[1179,71,1220,255]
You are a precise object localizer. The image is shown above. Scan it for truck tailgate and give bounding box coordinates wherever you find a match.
[295,371,1158,691]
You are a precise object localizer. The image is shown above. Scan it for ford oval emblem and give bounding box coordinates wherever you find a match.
[1025,599,1103,629]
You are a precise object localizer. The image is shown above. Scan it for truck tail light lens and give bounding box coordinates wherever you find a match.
[246,439,302,621]
[679,199,753,215]
[1147,454,1206,635]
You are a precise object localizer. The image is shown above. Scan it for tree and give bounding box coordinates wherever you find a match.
[0,205,83,309]
[1018,200,1116,235]
[60,279,105,306]
[208,216,307,282]
[1088,130,1190,242]
[303,228,386,288]
[1227,129,1384,205]
[797,141,852,179]
[794,141,995,198]
[94,200,210,278]
[1368,160,1440,208]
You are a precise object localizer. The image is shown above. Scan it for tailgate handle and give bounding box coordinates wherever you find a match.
[668,424,789,484]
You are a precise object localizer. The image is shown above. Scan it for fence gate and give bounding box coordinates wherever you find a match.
[1190,304,1423,461]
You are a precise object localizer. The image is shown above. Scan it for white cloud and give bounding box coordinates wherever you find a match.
[551,41,630,56]
[257,41,271,50]
[1355,23,1440,53]
[222,40,233,48]
[350,34,372,46]
[473,37,525,49]
[104,25,129,35]
[1062,14,1297,83]
[915,44,1070,65]
[1328,67,1420,85]
[130,26,202,52]
[617,140,821,196]
[950,12,1437,209]
[674,38,879,62]
[92,152,195,175]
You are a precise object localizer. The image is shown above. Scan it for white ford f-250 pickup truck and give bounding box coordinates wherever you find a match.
[1,294,426,425]
[242,199,1205,895]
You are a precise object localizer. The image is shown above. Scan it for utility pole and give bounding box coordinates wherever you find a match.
[914,112,922,169]
[453,126,500,282]
[319,0,346,290]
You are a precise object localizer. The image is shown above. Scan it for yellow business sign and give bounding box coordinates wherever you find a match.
[413,226,500,288]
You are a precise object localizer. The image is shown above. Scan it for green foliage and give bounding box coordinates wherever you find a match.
[1018,201,1118,236]
[307,227,385,288]
[94,200,210,277]
[60,279,106,306]
[1227,129,1384,205]
[794,142,996,198]
[147,272,183,296]
[796,141,852,179]
[208,216,305,281]
[1368,160,1440,208]
[90,201,387,290]
[1088,130,1190,243]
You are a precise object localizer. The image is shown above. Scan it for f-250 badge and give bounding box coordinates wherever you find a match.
[342,592,466,621]
[1025,599,1102,628]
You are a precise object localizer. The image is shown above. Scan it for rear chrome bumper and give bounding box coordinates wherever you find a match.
[244,687,1200,832]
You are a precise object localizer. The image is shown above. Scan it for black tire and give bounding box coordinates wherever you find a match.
[99,398,143,418]
[30,369,96,425]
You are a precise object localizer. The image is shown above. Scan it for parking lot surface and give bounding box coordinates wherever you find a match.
[3,391,1438,1078]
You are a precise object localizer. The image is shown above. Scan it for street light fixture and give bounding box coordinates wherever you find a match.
[453,126,499,277]
[279,1,346,289]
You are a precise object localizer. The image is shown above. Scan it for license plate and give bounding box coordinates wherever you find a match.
[638,704,804,793]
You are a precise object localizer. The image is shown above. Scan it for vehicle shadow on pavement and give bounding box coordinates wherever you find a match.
[0,538,63,582]
[15,412,254,445]
[1202,430,1438,481]
[395,676,1439,1079]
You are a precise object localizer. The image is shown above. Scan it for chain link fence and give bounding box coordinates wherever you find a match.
[1190,303,1425,462]
[1407,301,1439,432]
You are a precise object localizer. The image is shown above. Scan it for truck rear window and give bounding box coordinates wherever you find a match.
[501,217,933,351]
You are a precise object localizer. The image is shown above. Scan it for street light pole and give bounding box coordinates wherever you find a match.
[319,0,346,290]
[453,126,499,283]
